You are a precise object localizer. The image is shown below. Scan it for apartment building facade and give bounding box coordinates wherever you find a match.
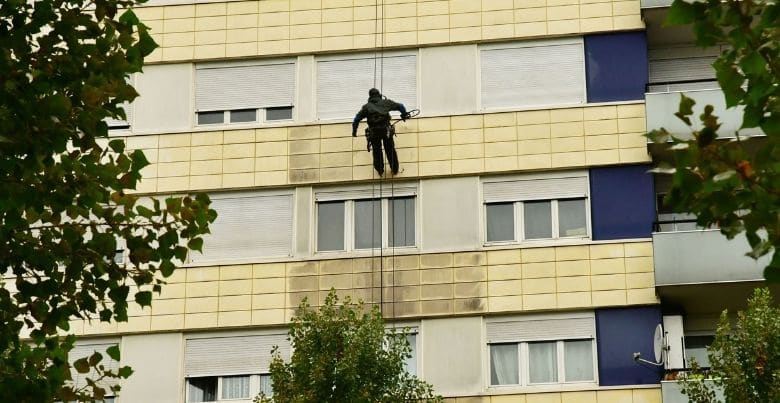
[64,1,699,402]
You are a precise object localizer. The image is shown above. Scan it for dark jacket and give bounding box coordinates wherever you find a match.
[352,94,407,136]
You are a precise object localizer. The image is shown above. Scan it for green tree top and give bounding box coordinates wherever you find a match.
[258,290,442,403]
[651,0,780,280]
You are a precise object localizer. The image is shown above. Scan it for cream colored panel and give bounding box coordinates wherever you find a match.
[419,45,478,116]
[120,333,183,403]
[296,55,316,123]
[133,63,193,134]
[295,186,312,256]
[421,316,483,397]
[420,176,480,252]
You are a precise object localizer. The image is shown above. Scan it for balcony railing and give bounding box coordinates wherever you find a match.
[653,228,770,286]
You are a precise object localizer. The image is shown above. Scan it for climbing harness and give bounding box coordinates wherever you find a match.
[364,108,421,152]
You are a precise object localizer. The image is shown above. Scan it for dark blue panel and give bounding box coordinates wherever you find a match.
[590,165,655,240]
[596,306,663,386]
[585,32,648,102]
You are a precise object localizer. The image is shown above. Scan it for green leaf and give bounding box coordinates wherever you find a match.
[108,139,126,153]
[760,114,780,135]
[188,237,203,253]
[88,351,103,366]
[159,259,175,277]
[106,345,121,361]
[73,357,90,374]
[740,51,767,76]
[135,291,153,307]
[118,9,140,25]
[118,366,134,378]
[666,0,697,25]
[674,94,696,126]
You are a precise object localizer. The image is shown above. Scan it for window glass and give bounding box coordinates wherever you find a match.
[524,201,552,239]
[486,203,514,242]
[404,334,417,375]
[685,335,714,368]
[197,111,224,125]
[389,197,415,247]
[558,199,587,237]
[490,344,519,385]
[188,377,217,402]
[230,109,257,123]
[259,374,273,397]
[354,199,381,249]
[266,106,293,121]
[564,340,594,381]
[528,341,557,384]
[221,375,250,399]
[317,201,345,251]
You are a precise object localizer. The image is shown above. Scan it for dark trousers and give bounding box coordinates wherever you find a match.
[368,126,399,175]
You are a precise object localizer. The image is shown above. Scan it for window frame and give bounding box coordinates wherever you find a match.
[314,194,419,254]
[186,374,272,403]
[484,198,590,245]
[314,49,419,121]
[194,58,297,129]
[477,37,587,113]
[488,338,598,389]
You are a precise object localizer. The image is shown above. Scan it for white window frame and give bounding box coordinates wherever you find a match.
[194,58,297,128]
[481,172,591,247]
[485,312,598,392]
[384,322,420,376]
[314,196,418,254]
[477,37,587,112]
[314,49,419,121]
[186,374,272,403]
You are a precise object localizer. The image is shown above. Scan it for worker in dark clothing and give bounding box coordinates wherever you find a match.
[352,88,410,176]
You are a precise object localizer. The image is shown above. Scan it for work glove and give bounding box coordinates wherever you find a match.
[352,130,357,137]
[401,112,410,121]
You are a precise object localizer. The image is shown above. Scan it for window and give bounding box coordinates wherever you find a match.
[483,173,590,244]
[195,61,295,126]
[487,314,597,388]
[317,53,417,120]
[480,38,585,110]
[315,184,417,253]
[684,335,714,368]
[69,340,122,395]
[655,193,700,232]
[185,333,288,402]
[191,192,294,264]
[187,375,272,402]
[316,196,416,252]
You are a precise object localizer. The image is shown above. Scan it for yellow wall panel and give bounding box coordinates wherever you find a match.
[135,0,642,62]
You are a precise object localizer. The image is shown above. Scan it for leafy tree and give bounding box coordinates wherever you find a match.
[257,290,442,403]
[649,0,780,280]
[0,0,215,401]
[680,288,780,403]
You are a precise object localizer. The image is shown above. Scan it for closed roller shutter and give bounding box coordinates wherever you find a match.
[483,175,588,203]
[648,46,720,84]
[486,315,595,343]
[481,40,585,109]
[184,334,290,377]
[317,55,417,120]
[191,193,294,263]
[195,63,295,112]
[70,340,122,390]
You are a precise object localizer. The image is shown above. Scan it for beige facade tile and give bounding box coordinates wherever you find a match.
[550,121,584,138]
[454,266,487,282]
[218,310,251,327]
[488,279,522,296]
[454,282,487,298]
[254,141,286,158]
[625,256,654,273]
[118,315,152,333]
[219,279,252,296]
[514,21,547,36]
[489,295,523,312]
[420,267,453,284]
[556,260,590,277]
[184,312,218,328]
[420,299,454,315]
[150,314,185,331]
[590,258,626,275]
[152,298,185,315]
[524,277,556,294]
[219,295,252,311]
[251,293,286,310]
[596,389,633,403]
[585,134,619,150]
[625,242,653,257]
[556,245,590,261]
[451,115,483,130]
[454,297,487,313]
[586,149,620,166]
[557,292,592,309]
[522,262,556,278]
[487,249,522,265]
[186,281,219,298]
[523,293,557,311]
[185,297,219,313]
[251,309,285,325]
[619,147,651,163]
[617,103,645,119]
[522,247,555,263]
[626,272,654,289]
[580,16,613,32]
[420,283,454,300]
[613,14,644,30]
[627,288,659,305]
[551,151,585,167]
[592,290,627,307]
[557,276,590,292]
[547,18,580,34]
[252,263,286,278]
[591,274,626,291]
[451,128,484,144]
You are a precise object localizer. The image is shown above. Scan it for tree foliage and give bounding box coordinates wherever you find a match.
[257,290,442,403]
[0,0,215,401]
[680,288,780,403]
[649,0,780,280]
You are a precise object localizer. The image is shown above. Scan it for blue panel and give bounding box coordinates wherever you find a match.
[590,165,655,240]
[585,32,648,102]
[596,307,663,386]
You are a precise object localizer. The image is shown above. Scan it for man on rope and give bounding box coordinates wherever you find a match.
[352,88,410,176]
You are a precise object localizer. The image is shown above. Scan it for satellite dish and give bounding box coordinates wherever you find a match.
[653,323,664,364]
